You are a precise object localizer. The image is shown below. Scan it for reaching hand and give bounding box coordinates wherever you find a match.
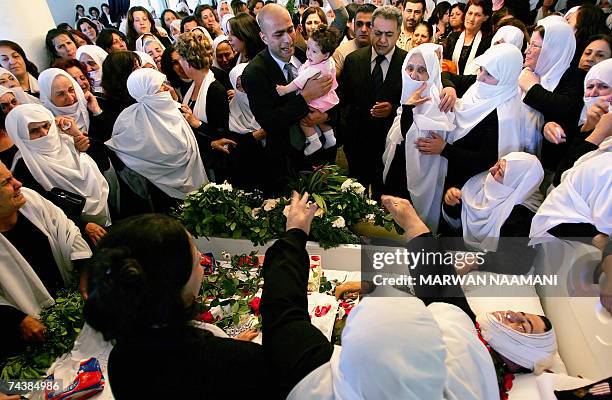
[405,83,431,107]
[85,222,107,244]
[439,87,457,112]
[235,328,259,341]
[444,187,462,206]
[285,191,318,235]
[415,132,446,155]
[370,102,393,118]
[302,74,331,102]
[211,138,238,154]
[20,315,47,342]
[380,195,430,240]
[543,122,566,144]
[73,134,90,152]
[84,90,102,114]
[180,104,201,128]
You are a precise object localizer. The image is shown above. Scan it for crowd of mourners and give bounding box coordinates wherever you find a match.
[0,0,611,398]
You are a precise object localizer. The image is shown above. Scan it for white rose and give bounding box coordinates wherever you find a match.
[340,179,354,192]
[331,216,346,228]
[202,182,217,192]
[283,205,291,217]
[219,181,233,191]
[366,199,377,205]
[351,182,366,195]
[365,213,375,221]
[263,198,279,211]
[251,208,261,219]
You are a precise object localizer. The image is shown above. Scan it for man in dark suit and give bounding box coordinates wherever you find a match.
[242,4,333,196]
[340,5,407,200]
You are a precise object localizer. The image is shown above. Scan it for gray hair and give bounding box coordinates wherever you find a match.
[372,5,402,30]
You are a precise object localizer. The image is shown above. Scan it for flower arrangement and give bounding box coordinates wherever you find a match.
[177,165,402,249]
[0,289,85,380]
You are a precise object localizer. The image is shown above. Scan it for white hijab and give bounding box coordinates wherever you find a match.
[228,63,260,134]
[0,188,91,316]
[451,30,483,75]
[107,68,208,199]
[491,25,524,50]
[522,18,576,154]
[135,33,167,53]
[0,68,41,105]
[461,152,544,252]
[75,45,108,93]
[134,51,158,69]
[0,187,91,316]
[191,26,214,46]
[182,68,216,123]
[221,14,235,36]
[38,68,90,133]
[450,43,524,156]
[579,58,612,125]
[216,0,233,21]
[476,312,557,373]
[212,35,230,69]
[288,298,499,400]
[5,104,111,226]
[529,136,612,245]
[383,44,456,232]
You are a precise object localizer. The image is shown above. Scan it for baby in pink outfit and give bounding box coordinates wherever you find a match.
[277,25,340,156]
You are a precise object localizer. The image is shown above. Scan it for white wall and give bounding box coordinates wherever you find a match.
[0,0,57,70]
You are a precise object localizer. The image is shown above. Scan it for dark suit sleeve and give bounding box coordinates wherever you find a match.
[206,82,230,133]
[242,61,310,136]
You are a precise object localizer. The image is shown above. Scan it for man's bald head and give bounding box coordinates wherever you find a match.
[256,3,296,62]
[257,4,291,34]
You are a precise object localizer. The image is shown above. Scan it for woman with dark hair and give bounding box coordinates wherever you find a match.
[448,3,466,34]
[125,6,172,50]
[75,4,86,22]
[247,0,264,16]
[578,34,612,72]
[77,18,99,43]
[88,7,105,31]
[301,7,327,39]
[228,12,266,63]
[0,41,40,96]
[51,58,92,95]
[99,4,113,28]
[430,1,451,43]
[160,47,193,100]
[83,214,278,399]
[411,21,434,48]
[443,0,493,75]
[96,28,128,53]
[45,29,78,66]
[160,9,180,36]
[70,29,93,47]
[572,5,608,66]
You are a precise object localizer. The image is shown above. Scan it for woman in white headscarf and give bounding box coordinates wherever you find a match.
[134,51,157,69]
[382,43,455,232]
[422,43,525,212]
[547,58,611,187]
[490,25,524,50]
[442,152,544,274]
[0,86,20,167]
[211,35,237,72]
[529,135,611,246]
[135,34,167,70]
[0,68,41,105]
[519,17,584,178]
[221,14,235,36]
[217,0,233,20]
[5,104,111,242]
[106,68,208,204]
[75,45,108,94]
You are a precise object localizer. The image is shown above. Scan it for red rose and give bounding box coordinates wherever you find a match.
[311,256,320,261]
[344,306,353,316]
[339,302,350,308]
[314,304,332,317]
[249,297,261,316]
[198,311,214,323]
[200,255,212,266]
